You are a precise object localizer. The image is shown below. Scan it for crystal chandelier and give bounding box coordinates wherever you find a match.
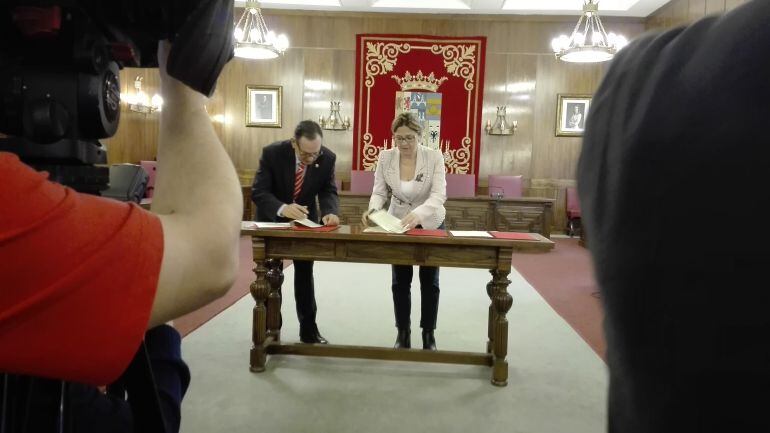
[551,1,628,63]
[233,1,289,60]
[120,76,163,114]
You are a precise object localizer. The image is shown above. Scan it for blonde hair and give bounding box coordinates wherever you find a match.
[391,112,423,135]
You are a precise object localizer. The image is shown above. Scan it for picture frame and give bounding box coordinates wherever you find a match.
[556,94,592,137]
[246,85,282,128]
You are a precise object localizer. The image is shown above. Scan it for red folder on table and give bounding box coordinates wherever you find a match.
[292,225,339,232]
[489,232,536,241]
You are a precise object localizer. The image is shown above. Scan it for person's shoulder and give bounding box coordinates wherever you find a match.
[320,145,336,159]
[264,139,291,150]
[421,146,443,161]
[262,139,291,156]
[606,1,764,83]
[1,152,32,175]
[0,151,20,165]
[597,1,767,117]
[380,147,397,157]
[377,147,397,162]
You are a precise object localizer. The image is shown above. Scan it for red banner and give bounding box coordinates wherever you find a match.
[353,34,486,182]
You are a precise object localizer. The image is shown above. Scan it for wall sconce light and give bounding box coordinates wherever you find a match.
[120,76,163,114]
[485,106,517,136]
[318,101,350,130]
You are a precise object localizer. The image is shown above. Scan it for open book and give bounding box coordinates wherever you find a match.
[293,218,323,228]
[242,221,291,229]
[242,219,323,230]
[364,210,407,234]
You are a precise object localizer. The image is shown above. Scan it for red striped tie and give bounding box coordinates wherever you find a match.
[293,162,306,201]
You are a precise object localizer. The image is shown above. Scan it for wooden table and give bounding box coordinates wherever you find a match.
[242,225,554,386]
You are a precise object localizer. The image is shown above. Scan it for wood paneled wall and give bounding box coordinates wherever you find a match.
[104,11,646,231]
[646,0,749,29]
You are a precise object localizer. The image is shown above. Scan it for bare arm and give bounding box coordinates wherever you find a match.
[147,41,242,327]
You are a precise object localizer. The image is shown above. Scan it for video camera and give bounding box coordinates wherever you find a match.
[0,0,234,193]
[0,2,234,432]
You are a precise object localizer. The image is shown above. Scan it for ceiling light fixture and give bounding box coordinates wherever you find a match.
[261,0,341,5]
[502,0,634,11]
[371,0,470,9]
[234,1,289,60]
[551,1,628,63]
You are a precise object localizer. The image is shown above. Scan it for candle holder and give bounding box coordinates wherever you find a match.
[318,101,350,131]
[485,106,517,136]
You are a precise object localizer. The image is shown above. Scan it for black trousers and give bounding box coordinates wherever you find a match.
[391,222,444,330]
[0,325,189,433]
[293,260,317,329]
[391,264,440,330]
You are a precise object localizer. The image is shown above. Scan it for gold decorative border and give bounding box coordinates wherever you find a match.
[441,137,471,174]
[365,42,411,88]
[430,44,476,91]
[361,133,378,170]
[356,36,483,174]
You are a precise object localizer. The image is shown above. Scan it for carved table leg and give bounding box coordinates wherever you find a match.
[489,266,513,387]
[265,258,284,342]
[486,278,497,354]
[249,237,268,372]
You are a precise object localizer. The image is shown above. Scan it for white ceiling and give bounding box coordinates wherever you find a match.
[242,0,671,17]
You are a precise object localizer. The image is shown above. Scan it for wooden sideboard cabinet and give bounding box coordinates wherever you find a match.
[338,193,554,238]
[241,189,554,238]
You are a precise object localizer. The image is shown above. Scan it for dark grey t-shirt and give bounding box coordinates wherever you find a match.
[577,1,770,431]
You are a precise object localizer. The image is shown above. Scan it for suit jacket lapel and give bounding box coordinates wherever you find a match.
[387,150,401,199]
[283,142,296,202]
[414,146,430,198]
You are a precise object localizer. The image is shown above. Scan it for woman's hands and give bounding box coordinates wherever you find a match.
[400,212,421,231]
[361,209,420,230]
[361,209,373,227]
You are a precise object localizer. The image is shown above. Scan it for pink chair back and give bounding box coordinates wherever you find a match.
[488,175,523,198]
[139,161,157,198]
[566,187,581,217]
[350,170,375,194]
[445,173,476,198]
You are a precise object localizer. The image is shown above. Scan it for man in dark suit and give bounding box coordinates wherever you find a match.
[251,120,339,344]
[578,1,770,432]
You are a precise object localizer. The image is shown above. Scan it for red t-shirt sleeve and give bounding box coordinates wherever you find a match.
[0,153,163,385]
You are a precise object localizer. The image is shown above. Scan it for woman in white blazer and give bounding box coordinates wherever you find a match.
[361,112,447,350]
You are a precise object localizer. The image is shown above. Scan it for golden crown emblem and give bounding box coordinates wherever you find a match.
[391,70,448,92]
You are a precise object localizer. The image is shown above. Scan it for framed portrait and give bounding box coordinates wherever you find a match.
[556,94,592,137]
[246,85,282,128]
